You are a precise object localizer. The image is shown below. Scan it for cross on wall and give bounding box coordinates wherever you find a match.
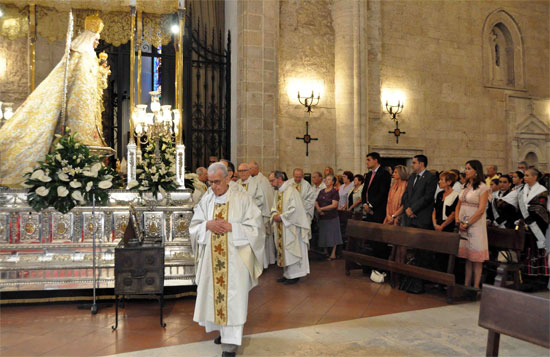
[296,121,318,156]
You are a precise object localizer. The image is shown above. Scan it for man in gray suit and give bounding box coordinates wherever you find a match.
[401,155,437,229]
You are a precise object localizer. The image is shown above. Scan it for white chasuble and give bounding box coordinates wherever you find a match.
[253,173,277,268]
[190,188,264,344]
[271,181,311,279]
[288,178,317,221]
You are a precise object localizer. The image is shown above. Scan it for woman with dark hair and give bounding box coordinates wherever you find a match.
[455,160,490,289]
[519,168,549,276]
[338,171,354,209]
[316,175,343,260]
[512,171,525,191]
[433,171,459,232]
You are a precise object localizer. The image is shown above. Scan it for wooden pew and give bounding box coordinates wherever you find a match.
[485,226,525,289]
[342,220,461,303]
[478,267,550,356]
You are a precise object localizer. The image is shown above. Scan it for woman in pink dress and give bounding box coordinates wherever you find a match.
[455,160,490,289]
[383,165,408,265]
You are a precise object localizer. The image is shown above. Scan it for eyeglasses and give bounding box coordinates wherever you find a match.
[237,169,249,173]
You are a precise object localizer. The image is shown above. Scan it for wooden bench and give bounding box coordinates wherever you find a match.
[485,226,525,289]
[478,267,550,356]
[342,220,461,303]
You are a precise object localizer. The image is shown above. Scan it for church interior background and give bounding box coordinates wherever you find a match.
[0,0,548,356]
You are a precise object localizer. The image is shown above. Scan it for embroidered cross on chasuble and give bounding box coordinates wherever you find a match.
[211,202,229,325]
[241,183,249,191]
[294,183,301,193]
[275,192,285,267]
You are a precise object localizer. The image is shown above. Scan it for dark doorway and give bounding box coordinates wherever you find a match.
[381,157,409,170]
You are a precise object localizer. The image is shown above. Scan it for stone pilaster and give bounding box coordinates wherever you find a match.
[235,0,279,172]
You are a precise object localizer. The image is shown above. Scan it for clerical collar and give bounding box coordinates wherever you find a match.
[214,191,228,203]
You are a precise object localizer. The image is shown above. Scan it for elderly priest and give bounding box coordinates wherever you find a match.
[269,171,311,285]
[190,162,264,357]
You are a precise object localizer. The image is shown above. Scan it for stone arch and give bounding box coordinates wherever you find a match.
[524,151,538,168]
[482,9,525,91]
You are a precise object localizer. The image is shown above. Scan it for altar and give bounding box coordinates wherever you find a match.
[0,189,195,293]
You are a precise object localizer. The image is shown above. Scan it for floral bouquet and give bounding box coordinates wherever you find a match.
[128,134,177,198]
[24,132,119,214]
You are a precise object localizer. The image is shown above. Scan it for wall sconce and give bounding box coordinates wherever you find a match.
[297,91,320,114]
[382,89,406,143]
[287,78,323,114]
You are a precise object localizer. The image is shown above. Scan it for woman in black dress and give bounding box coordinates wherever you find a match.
[432,171,459,232]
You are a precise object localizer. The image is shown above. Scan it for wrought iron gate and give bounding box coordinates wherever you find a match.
[183,15,231,171]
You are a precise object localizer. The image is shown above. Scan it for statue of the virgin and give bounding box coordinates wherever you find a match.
[0,14,110,187]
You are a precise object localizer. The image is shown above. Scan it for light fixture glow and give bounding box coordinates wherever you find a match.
[171,24,179,34]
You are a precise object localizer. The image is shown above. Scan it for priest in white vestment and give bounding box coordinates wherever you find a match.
[288,168,317,222]
[249,161,277,267]
[269,171,311,284]
[190,163,264,356]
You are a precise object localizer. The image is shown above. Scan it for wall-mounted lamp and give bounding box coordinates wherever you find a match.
[171,24,179,34]
[382,89,406,143]
[297,91,320,114]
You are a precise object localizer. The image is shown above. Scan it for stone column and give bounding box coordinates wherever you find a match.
[235,0,279,172]
[333,0,368,174]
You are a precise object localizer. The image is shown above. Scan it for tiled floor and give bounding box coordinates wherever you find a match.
[0,259,451,356]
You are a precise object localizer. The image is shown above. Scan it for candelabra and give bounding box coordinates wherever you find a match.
[128,91,185,189]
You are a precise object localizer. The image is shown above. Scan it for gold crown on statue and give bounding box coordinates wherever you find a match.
[99,52,108,60]
[85,14,104,34]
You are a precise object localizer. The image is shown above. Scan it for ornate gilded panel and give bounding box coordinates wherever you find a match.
[0,213,9,242]
[82,212,105,242]
[112,212,130,243]
[51,212,74,243]
[171,211,192,242]
[143,212,164,240]
[19,212,41,243]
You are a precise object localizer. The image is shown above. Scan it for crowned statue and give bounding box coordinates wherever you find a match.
[0,14,111,187]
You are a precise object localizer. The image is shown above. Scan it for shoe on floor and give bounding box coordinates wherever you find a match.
[222,352,236,357]
[284,278,299,285]
[276,277,287,283]
[214,335,221,344]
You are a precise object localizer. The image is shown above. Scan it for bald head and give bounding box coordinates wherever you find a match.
[248,161,260,176]
[293,168,304,183]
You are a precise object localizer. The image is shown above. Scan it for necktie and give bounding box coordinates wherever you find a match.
[366,170,376,201]
[413,174,419,187]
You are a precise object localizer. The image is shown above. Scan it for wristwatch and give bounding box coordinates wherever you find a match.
[391,214,396,219]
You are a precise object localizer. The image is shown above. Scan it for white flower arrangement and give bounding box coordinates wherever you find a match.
[134,135,177,198]
[24,132,121,214]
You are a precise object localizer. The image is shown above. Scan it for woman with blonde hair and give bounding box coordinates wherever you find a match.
[384,165,408,226]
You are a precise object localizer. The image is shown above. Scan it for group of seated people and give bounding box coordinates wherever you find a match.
[193,154,549,292]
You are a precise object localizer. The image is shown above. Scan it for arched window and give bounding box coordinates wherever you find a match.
[482,9,525,91]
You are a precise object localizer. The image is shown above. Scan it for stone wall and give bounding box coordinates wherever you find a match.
[277,0,336,174]
[369,0,550,173]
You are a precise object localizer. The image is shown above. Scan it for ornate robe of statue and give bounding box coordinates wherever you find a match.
[271,180,311,279]
[0,16,109,187]
[190,188,264,346]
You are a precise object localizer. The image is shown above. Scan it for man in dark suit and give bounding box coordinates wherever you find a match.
[360,152,392,270]
[361,152,391,223]
[401,154,437,229]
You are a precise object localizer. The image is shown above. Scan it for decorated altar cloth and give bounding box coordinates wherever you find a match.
[0,189,195,293]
